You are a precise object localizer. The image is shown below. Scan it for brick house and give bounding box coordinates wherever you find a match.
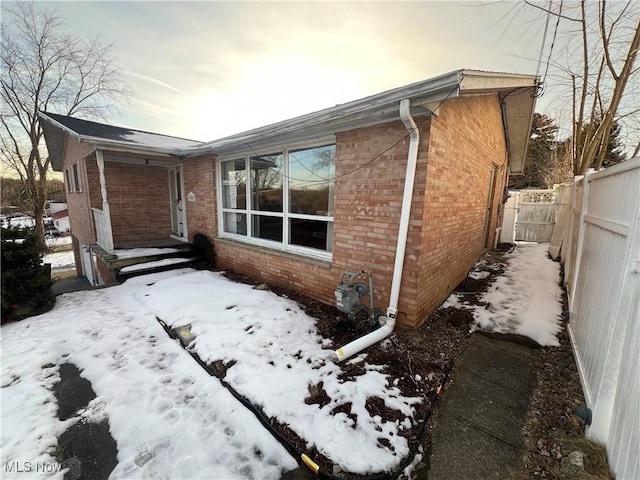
[40,69,538,328]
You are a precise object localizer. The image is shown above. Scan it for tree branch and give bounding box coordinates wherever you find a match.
[600,1,619,80]
[524,0,580,22]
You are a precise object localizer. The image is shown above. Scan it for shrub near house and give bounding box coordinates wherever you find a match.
[1,227,54,322]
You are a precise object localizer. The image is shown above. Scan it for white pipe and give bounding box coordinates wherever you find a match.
[334,98,420,362]
[334,315,396,361]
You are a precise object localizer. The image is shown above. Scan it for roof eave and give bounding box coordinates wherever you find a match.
[183,70,464,156]
[182,69,539,159]
[499,86,538,175]
[454,71,539,174]
[38,112,188,160]
[90,138,184,157]
[39,119,69,172]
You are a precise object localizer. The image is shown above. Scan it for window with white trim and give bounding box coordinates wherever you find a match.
[64,169,73,192]
[72,164,82,192]
[64,164,82,193]
[219,144,335,258]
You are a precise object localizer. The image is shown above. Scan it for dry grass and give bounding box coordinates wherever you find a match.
[51,269,77,281]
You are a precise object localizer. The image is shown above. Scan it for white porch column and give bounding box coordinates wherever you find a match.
[95,149,114,254]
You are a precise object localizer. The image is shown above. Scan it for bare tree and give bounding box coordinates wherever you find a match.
[1,3,131,250]
[573,1,639,173]
[524,1,639,175]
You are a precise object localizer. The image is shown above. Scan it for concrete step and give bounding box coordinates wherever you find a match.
[110,245,209,282]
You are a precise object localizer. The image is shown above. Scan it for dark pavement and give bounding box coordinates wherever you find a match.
[51,276,93,295]
[427,332,539,479]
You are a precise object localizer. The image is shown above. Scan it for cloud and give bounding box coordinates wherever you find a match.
[126,72,194,98]
[44,1,548,142]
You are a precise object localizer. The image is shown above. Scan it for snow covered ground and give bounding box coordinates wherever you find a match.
[43,250,75,270]
[45,236,72,249]
[445,242,563,346]
[1,269,421,478]
[138,271,422,474]
[1,242,564,479]
[1,270,297,479]
[113,248,183,259]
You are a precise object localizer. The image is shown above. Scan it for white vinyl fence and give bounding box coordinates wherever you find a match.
[500,189,559,243]
[551,158,640,480]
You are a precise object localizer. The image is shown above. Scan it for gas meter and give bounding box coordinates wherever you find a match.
[334,271,383,327]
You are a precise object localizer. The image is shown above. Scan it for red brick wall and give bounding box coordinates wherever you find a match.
[182,156,217,241]
[210,119,432,321]
[72,235,83,277]
[331,119,430,318]
[413,94,508,326]
[95,254,117,285]
[85,157,102,210]
[105,162,172,245]
[214,240,337,302]
[62,136,96,247]
[186,94,509,329]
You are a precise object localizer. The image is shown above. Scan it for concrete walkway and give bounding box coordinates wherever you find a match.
[51,276,93,295]
[427,332,539,479]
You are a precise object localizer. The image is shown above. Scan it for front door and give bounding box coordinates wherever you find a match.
[169,167,186,239]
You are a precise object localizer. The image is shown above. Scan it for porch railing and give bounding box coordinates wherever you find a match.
[92,207,114,254]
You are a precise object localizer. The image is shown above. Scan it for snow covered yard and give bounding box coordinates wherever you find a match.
[43,250,75,270]
[1,269,424,479]
[140,271,424,474]
[1,242,564,479]
[1,269,299,479]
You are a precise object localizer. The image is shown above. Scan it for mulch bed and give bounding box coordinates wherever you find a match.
[510,279,612,479]
[221,259,500,477]
[222,251,611,479]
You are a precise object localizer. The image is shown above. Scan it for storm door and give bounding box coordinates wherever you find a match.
[169,167,186,238]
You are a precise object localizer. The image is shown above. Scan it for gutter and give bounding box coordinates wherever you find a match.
[334,98,420,362]
[182,71,460,156]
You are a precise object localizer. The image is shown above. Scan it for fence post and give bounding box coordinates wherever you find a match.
[569,174,590,313]
[564,178,578,301]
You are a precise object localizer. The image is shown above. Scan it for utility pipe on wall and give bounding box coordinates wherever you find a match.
[334,98,420,362]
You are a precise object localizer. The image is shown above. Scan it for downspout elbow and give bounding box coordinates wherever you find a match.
[334,315,396,362]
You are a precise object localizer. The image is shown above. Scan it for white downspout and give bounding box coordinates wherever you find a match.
[334,98,420,362]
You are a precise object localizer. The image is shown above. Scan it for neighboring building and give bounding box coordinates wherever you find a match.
[40,69,538,327]
[48,202,70,234]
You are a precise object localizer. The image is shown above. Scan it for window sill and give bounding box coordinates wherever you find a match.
[214,235,333,267]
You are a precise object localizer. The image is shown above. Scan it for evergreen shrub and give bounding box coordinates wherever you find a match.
[1,227,54,322]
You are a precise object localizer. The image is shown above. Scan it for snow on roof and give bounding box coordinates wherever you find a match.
[118,132,199,149]
[40,111,201,151]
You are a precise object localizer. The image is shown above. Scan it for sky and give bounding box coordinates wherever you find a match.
[2,1,637,153]
[3,1,557,142]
